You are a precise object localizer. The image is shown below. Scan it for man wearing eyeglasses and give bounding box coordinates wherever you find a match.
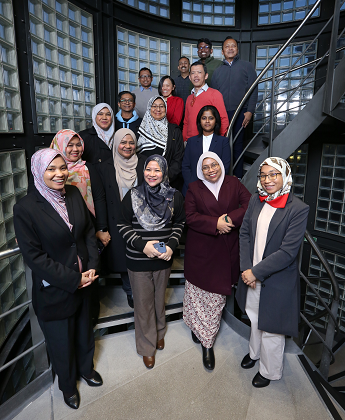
[115,91,142,136]
[196,38,223,85]
[132,67,158,118]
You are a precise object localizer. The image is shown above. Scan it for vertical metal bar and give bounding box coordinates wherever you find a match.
[229,131,234,175]
[319,300,339,379]
[268,60,276,157]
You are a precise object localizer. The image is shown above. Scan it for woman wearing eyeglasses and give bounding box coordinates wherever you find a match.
[236,157,309,388]
[183,152,251,370]
[137,95,184,189]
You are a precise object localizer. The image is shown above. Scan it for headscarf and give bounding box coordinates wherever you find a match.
[131,155,176,231]
[257,157,292,208]
[31,148,73,231]
[137,96,168,155]
[92,103,115,149]
[50,129,95,217]
[113,128,138,200]
[196,152,225,201]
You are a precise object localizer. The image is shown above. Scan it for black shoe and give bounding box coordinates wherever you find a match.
[63,390,80,409]
[241,353,257,369]
[127,295,134,309]
[252,372,270,388]
[202,345,215,370]
[191,331,200,344]
[81,370,103,387]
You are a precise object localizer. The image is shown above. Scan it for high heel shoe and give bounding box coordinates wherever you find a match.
[202,345,215,370]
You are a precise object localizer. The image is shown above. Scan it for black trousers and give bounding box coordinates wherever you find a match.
[227,110,246,179]
[38,297,95,394]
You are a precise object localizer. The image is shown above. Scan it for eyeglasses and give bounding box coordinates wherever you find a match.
[258,173,281,181]
[202,162,219,172]
[139,75,152,79]
[151,105,165,110]
[198,45,210,50]
[120,99,134,103]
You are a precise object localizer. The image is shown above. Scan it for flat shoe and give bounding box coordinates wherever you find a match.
[156,338,164,350]
[191,331,200,344]
[81,370,103,387]
[127,295,134,309]
[241,353,257,369]
[143,355,155,369]
[252,372,270,388]
[202,345,215,370]
[63,390,80,409]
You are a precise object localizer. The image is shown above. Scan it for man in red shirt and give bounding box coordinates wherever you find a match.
[183,62,229,142]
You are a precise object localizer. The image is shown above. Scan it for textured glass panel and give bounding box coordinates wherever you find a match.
[115,0,170,18]
[258,0,320,25]
[182,0,235,25]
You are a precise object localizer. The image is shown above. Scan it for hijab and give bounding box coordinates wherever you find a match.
[113,128,139,200]
[131,155,176,231]
[31,148,73,231]
[92,103,115,149]
[50,129,95,217]
[137,96,168,155]
[257,157,292,208]
[196,152,225,201]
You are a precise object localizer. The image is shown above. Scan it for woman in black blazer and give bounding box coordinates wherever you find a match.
[13,149,102,410]
[98,128,145,308]
[236,157,309,388]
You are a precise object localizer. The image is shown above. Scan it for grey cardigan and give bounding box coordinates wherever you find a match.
[236,193,309,337]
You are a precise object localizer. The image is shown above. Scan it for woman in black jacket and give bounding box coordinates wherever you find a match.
[13,149,102,410]
[136,96,184,190]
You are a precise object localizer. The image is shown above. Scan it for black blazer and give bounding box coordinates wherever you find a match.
[13,185,99,322]
[87,162,107,232]
[79,126,113,164]
[97,154,145,272]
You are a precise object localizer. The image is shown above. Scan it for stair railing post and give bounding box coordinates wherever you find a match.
[269,59,276,157]
[229,130,233,175]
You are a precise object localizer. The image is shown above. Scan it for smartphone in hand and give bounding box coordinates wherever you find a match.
[153,242,167,253]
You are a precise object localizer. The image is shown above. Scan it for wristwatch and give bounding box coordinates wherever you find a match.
[99,227,108,232]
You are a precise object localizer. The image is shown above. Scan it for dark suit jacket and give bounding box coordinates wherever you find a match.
[97,154,145,272]
[181,134,231,196]
[236,193,309,337]
[13,185,99,322]
[79,126,113,164]
[184,176,251,295]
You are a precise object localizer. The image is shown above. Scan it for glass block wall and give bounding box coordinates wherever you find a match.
[0,150,28,348]
[287,143,308,200]
[117,27,170,92]
[29,0,95,133]
[116,0,170,18]
[254,40,317,133]
[182,0,235,25]
[258,0,320,25]
[315,144,345,237]
[0,0,23,132]
[181,42,223,65]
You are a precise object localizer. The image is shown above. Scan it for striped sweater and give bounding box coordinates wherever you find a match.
[118,191,185,272]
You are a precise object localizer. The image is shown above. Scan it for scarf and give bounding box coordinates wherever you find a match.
[50,129,95,217]
[196,151,225,200]
[137,96,168,155]
[92,103,115,149]
[113,128,139,200]
[257,157,292,208]
[31,148,73,231]
[131,155,176,231]
[116,109,139,128]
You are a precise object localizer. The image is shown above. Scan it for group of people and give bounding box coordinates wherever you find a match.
[13,34,309,411]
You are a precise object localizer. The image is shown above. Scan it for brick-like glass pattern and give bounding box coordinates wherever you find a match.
[116,0,169,18]
[258,0,320,25]
[29,0,95,133]
[287,144,308,200]
[182,0,235,26]
[117,27,170,92]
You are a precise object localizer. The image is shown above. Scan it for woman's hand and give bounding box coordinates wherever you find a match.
[241,269,257,289]
[96,230,111,247]
[217,214,235,235]
[78,269,99,289]
[157,246,173,261]
[143,240,160,258]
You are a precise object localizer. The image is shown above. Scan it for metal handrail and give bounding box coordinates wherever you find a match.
[0,246,21,260]
[0,340,45,373]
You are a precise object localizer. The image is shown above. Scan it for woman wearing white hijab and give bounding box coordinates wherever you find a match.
[236,157,309,388]
[79,103,115,164]
[183,151,251,370]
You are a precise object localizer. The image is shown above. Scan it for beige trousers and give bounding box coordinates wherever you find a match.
[128,268,171,357]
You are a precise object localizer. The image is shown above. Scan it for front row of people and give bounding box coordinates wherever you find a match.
[13,144,309,409]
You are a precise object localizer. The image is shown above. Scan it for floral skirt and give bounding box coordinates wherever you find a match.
[183,279,226,348]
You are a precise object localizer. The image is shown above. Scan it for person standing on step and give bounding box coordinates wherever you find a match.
[183,152,251,370]
[132,67,159,118]
[115,91,142,137]
[174,56,191,105]
[236,157,309,388]
[195,38,223,86]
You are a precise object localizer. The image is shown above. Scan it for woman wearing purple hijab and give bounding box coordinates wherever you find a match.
[13,148,102,410]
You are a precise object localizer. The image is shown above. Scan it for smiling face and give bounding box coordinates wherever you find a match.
[43,156,69,190]
[178,57,190,75]
[118,93,135,113]
[260,164,283,194]
[189,64,208,88]
[65,136,83,162]
[161,79,175,99]
[95,107,112,130]
[150,98,166,120]
[200,110,216,135]
[118,134,136,159]
[202,158,222,183]
[144,160,163,187]
[222,38,238,63]
[139,69,152,88]
[197,41,212,60]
